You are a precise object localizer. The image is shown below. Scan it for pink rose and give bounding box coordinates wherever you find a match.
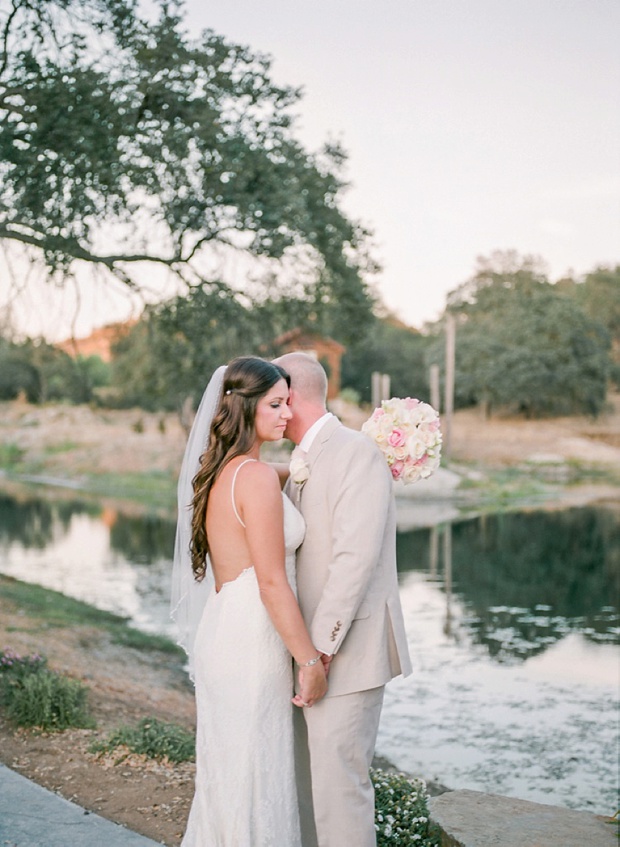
[390,460,404,480]
[404,398,420,410]
[387,427,407,448]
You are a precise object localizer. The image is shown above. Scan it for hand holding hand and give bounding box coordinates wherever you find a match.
[320,653,333,677]
[292,661,327,708]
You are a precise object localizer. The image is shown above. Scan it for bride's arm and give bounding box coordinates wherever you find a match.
[237,462,326,706]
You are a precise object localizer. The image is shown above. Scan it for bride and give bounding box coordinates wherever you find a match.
[171,356,327,846]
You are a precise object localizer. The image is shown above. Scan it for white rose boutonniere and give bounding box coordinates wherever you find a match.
[289,453,310,485]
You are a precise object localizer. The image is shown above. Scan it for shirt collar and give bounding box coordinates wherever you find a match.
[299,412,334,453]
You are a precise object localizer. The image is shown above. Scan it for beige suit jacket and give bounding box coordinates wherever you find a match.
[287,417,412,698]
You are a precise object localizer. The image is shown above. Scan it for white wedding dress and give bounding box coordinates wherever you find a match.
[181,466,306,847]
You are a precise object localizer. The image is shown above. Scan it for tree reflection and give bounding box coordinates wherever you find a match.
[397,507,620,660]
[108,513,176,565]
[0,493,96,549]
[0,491,178,566]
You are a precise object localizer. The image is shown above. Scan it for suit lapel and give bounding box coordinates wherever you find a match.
[306,417,341,471]
[290,418,341,511]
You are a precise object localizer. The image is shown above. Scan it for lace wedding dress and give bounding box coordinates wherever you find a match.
[181,477,306,847]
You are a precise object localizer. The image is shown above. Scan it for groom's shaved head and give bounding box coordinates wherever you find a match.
[274,352,327,406]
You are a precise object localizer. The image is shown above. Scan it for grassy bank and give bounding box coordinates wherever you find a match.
[1,575,183,656]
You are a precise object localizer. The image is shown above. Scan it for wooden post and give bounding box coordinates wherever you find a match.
[371,372,381,408]
[429,525,439,578]
[430,363,440,412]
[444,314,455,464]
[372,372,391,406]
[443,522,453,637]
[380,373,391,403]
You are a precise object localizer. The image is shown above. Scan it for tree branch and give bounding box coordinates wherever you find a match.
[0,0,20,79]
[0,223,213,269]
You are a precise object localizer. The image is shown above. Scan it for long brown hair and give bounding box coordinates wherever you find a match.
[190,356,289,580]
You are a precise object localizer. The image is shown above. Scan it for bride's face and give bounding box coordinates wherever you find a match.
[254,378,292,443]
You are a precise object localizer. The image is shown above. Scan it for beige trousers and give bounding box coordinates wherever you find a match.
[294,686,385,847]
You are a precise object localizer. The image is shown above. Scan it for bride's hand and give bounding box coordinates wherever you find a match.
[293,662,328,708]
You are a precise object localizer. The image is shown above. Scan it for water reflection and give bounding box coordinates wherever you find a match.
[109,513,176,565]
[1,493,618,661]
[0,492,97,549]
[0,492,176,564]
[0,490,177,634]
[397,509,620,661]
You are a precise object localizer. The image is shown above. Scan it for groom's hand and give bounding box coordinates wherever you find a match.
[320,653,333,677]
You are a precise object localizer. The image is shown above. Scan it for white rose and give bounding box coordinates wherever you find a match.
[290,455,310,484]
[406,433,426,460]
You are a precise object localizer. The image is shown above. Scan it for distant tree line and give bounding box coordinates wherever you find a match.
[1,253,618,419]
[0,336,109,404]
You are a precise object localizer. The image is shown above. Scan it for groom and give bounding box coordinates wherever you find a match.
[274,352,412,847]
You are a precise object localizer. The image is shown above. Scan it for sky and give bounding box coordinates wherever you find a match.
[1,0,619,339]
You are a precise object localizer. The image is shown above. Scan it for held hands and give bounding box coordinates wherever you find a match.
[320,653,333,677]
[292,658,328,708]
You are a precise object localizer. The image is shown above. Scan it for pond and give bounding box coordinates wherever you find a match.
[0,485,618,815]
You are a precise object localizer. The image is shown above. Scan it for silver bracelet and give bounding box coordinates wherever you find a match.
[300,653,322,667]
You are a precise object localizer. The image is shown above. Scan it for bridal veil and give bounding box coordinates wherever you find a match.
[170,365,226,680]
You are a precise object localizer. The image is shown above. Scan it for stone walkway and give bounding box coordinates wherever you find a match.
[429,790,618,847]
[0,764,163,847]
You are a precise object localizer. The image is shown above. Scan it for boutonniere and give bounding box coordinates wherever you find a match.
[289,453,310,485]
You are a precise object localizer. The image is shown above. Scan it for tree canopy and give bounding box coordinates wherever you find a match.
[556,265,620,339]
[0,0,374,335]
[110,285,261,411]
[341,316,431,404]
[556,265,620,387]
[435,251,611,417]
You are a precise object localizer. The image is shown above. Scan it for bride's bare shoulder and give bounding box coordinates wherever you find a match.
[234,460,282,521]
[235,458,280,488]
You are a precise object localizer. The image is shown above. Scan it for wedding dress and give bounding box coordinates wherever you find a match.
[181,461,306,847]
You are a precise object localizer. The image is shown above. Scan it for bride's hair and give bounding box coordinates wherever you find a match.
[190,356,290,581]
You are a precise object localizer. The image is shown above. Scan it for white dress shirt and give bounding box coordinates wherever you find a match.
[298,412,334,454]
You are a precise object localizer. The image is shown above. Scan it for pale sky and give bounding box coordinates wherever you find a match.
[184,0,619,327]
[1,0,618,339]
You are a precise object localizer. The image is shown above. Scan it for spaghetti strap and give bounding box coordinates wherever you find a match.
[231,459,257,528]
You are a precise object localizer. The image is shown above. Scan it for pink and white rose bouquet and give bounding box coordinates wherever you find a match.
[361,397,442,484]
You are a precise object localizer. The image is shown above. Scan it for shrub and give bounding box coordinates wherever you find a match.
[4,669,94,730]
[0,443,25,467]
[0,648,47,682]
[91,716,195,763]
[338,387,361,405]
[0,648,93,731]
[371,768,441,846]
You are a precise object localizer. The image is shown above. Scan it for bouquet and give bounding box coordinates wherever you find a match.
[361,397,442,484]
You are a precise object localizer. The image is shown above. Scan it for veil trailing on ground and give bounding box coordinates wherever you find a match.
[170,365,226,681]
